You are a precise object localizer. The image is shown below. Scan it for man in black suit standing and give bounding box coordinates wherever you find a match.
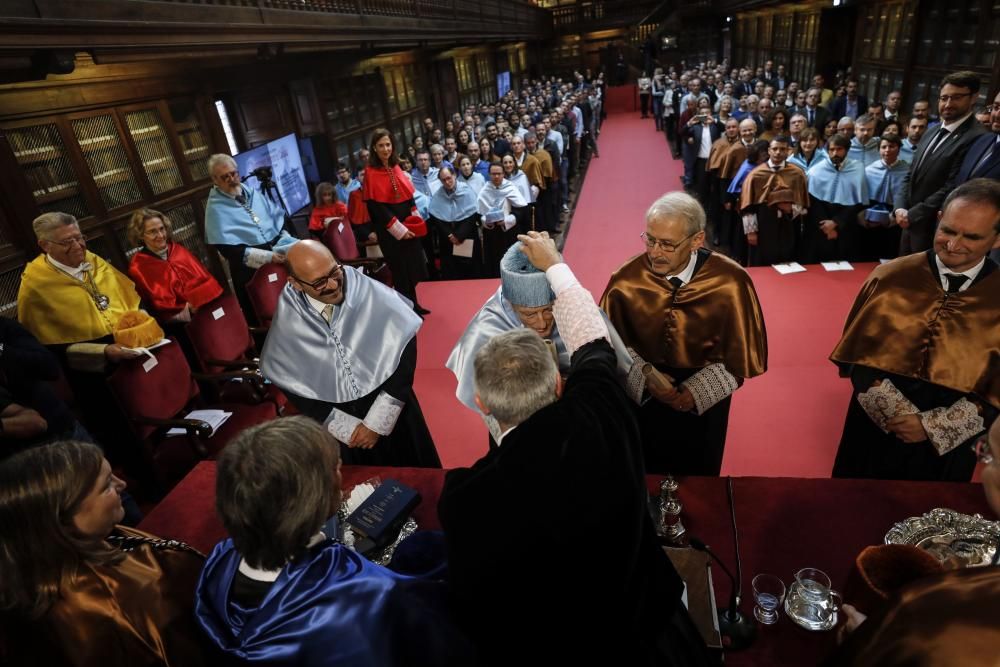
[803,87,831,129]
[895,71,988,254]
[829,79,869,121]
[957,89,1000,263]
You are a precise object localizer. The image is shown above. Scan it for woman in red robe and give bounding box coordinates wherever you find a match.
[307,182,348,239]
[127,208,223,322]
[363,128,430,315]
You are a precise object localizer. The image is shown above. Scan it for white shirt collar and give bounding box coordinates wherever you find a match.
[666,252,698,285]
[934,254,985,292]
[305,292,334,315]
[942,112,974,134]
[237,532,328,582]
[46,254,88,281]
[768,160,785,170]
[495,426,516,446]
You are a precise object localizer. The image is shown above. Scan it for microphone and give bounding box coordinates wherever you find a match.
[688,478,756,650]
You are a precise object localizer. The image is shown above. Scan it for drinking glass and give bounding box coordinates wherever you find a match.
[752,573,786,625]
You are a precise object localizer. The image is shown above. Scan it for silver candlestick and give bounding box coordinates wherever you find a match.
[658,475,686,543]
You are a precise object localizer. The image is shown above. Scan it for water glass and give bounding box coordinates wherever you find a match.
[752,573,786,625]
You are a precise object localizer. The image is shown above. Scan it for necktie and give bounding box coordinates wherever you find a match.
[235,193,247,206]
[808,109,814,125]
[944,273,969,293]
[321,304,334,322]
[917,128,950,171]
[668,277,683,290]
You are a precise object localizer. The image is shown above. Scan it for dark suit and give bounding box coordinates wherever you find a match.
[828,95,869,121]
[683,121,721,207]
[956,132,1000,183]
[734,81,753,98]
[898,115,987,253]
[802,105,831,129]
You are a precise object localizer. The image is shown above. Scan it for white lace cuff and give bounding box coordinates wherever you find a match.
[742,213,758,234]
[387,219,409,240]
[363,391,404,436]
[856,379,919,432]
[503,214,517,231]
[325,407,362,445]
[551,283,609,356]
[792,204,808,218]
[919,399,985,455]
[681,363,739,415]
[244,247,274,269]
[624,348,648,404]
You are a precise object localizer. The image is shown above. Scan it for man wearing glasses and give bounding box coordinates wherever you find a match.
[894,71,987,254]
[260,240,440,468]
[831,178,1000,481]
[600,191,767,476]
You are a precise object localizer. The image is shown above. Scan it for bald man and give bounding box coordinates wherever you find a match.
[260,240,441,467]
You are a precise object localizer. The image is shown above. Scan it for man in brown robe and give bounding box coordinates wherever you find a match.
[705,118,740,246]
[826,416,1000,666]
[601,191,768,476]
[738,135,810,266]
[830,178,1000,481]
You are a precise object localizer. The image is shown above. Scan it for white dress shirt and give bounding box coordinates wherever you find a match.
[935,254,984,293]
[47,255,88,281]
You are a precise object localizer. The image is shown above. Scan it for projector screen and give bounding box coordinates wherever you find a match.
[234,133,311,215]
[496,71,511,99]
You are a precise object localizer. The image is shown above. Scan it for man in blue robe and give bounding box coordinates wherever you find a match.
[196,416,471,666]
[260,240,440,468]
[802,135,868,263]
[848,114,882,167]
[335,165,361,205]
[426,166,482,279]
[204,153,297,319]
[859,135,908,261]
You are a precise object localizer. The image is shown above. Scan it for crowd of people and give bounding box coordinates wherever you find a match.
[1,56,998,667]
[642,60,1000,269]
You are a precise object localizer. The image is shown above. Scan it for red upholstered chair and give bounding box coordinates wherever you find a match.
[321,218,392,286]
[245,264,289,329]
[185,293,290,414]
[107,339,277,489]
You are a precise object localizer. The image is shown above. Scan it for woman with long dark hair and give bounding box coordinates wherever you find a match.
[363,128,430,315]
[0,441,209,665]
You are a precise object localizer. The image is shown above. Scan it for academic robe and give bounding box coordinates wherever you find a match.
[857,159,909,261]
[718,143,750,257]
[363,164,428,308]
[427,181,482,280]
[802,155,868,263]
[195,538,472,667]
[829,251,1000,481]
[739,161,810,266]
[438,339,709,667]
[308,201,348,234]
[849,136,881,168]
[18,251,142,346]
[825,566,1000,667]
[476,179,527,278]
[706,136,737,243]
[128,243,223,320]
[601,249,768,475]
[260,268,440,468]
[2,526,212,667]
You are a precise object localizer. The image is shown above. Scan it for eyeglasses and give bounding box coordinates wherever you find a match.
[641,231,698,253]
[972,436,995,466]
[143,227,168,237]
[217,169,239,180]
[293,265,343,291]
[939,93,973,103]
[46,235,87,248]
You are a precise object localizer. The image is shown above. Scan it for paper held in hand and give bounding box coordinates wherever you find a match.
[167,409,232,437]
[452,238,475,258]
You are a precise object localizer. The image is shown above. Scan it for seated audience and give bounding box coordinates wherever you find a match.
[195,416,472,665]
[307,181,349,239]
[127,208,223,323]
[0,441,210,665]
[439,231,711,666]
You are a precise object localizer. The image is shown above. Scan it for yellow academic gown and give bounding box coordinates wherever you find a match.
[17,251,141,345]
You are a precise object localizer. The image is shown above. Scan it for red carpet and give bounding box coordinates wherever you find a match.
[415,110,871,476]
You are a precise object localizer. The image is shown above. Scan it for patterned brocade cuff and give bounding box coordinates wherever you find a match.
[244,248,274,269]
[387,219,410,240]
[66,343,110,373]
[919,399,985,456]
[551,284,609,357]
[625,348,648,404]
[325,407,362,444]
[742,214,758,234]
[363,391,404,436]
[681,363,739,416]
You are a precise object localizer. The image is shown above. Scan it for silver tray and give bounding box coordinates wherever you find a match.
[884,508,1000,569]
